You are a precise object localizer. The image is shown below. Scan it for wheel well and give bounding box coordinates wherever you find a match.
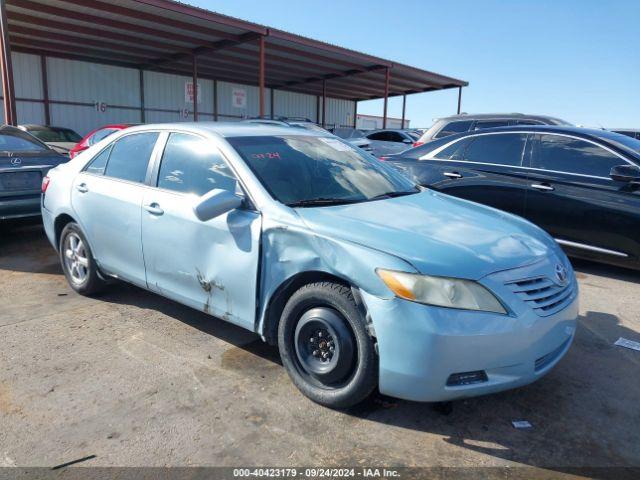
[262,271,369,345]
[54,214,76,250]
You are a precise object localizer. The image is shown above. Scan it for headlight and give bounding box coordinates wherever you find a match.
[376,269,507,314]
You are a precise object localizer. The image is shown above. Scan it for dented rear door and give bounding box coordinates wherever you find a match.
[141,132,262,331]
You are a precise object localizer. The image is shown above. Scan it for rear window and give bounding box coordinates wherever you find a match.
[434,120,473,139]
[30,128,82,143]
[0,129,49,152]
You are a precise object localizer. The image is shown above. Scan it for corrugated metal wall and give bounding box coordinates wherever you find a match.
[273,90,316,120]
[320,97,356,128]
[216,81,271,120]
[47,57,142,135]
[143,71,215,123]
[4,53,355,134]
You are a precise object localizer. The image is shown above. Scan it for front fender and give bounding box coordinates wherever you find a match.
[256,218,417,336]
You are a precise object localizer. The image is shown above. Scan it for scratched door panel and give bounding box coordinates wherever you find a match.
[141,188,262,331]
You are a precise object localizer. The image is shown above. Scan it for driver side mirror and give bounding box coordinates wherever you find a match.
[402,138,412,144]
[193,188,244,222]
[610,164,640,184]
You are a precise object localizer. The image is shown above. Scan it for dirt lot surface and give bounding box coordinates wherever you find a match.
[1,221,639,473]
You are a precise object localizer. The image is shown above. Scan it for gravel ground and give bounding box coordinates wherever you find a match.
[1,220,639,473]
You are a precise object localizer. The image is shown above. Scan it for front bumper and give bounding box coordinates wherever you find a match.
[0,194,41,220]
[361,257,579,402]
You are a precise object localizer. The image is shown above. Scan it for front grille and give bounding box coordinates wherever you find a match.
[506,275,575,317]
[535,338,571,371]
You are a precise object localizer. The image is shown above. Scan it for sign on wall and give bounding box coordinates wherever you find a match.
[232,88,247,109]
[185,81,202,104]
[94,101,107,113]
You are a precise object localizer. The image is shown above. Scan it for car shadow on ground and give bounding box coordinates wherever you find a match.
[3,222,640,469]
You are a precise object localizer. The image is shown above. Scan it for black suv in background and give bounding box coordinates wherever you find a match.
[385,126,640,270]
[415,113,573,146]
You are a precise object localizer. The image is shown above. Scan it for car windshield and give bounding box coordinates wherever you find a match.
[29,127,82,143]
[228,135,419,206]
[0,129,50,152]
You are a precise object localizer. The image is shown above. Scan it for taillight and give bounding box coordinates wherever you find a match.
[412,141,424,148]
[378,156,388,161]
[42,176,50,193]
[69,151,76,159]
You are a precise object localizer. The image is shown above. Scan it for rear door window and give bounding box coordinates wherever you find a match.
[103,132,159,183]
[157,133,237,196]
[532,134,625,177]
[462,133,527,166]
[85,145,113,175]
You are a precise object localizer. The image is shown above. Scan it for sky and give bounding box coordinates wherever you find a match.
[184,0,639,129]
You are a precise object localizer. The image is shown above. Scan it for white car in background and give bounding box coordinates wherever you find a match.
[18,124,82,156]
[364,129,420,157]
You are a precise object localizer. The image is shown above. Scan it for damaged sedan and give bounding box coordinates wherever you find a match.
[41,123,578,408]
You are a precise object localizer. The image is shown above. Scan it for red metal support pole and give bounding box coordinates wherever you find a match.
[382,67,390,129]
[457,86,462,114]
[139,68,145,123]
[270,87,274,119]
[401,94,406,129]
[41,55,50,125]
[192,53,198,121]
[321,79,326,128]
[213,79,218,121]
[258,35,265,117]
[0,0,17,125]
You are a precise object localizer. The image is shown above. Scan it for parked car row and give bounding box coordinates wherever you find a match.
[2,113,638,410]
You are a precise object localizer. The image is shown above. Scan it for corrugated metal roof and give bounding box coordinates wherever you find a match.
[5,0,468,101]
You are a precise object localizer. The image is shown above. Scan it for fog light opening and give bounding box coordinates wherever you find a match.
[446,370,488,387]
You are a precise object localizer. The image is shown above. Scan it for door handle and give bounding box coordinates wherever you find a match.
[443,171,462,179]
[143,203,164,215]
[530,183,554,191]
[75,183,88,193]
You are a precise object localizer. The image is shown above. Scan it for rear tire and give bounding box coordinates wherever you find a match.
[278,282,377,409]
[59,222,105,296]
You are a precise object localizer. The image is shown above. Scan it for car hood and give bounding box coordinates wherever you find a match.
[294,190,556,279]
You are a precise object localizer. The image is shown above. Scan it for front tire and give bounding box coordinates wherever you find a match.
[278,282,377,409]
[59,222,105,296]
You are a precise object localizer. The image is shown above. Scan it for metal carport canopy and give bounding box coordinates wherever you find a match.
[0,0,468,125]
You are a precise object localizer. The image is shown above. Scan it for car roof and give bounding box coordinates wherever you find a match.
[435,113,569,123]
[124,121,329,138]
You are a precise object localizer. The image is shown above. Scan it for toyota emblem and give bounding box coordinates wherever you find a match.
[555,264,568,285]
[10,157,21,166]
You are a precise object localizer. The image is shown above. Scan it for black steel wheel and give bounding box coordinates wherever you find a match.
[293,307,355,385]
[278,282,377,409]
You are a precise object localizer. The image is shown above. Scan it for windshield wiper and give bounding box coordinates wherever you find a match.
[369,189,419,201]
[287,197,362,208]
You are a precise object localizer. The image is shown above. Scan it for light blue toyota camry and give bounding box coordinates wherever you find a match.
[41,123,578,408]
